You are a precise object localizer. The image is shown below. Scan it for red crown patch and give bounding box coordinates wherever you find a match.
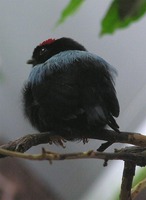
[39,38,56,46]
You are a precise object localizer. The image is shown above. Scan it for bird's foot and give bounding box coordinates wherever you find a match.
[82,137,89,144]
[48,135,66,148]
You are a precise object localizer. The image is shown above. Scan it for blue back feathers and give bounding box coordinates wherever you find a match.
[28,50,116,85]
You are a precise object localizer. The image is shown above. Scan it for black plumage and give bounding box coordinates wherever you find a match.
[23,37,120,135]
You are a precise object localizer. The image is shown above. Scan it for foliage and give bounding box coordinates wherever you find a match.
[56,0,146,36]
[56,0,85,26]
[100,0,146,35]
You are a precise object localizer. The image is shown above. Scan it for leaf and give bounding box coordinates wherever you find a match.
[100,0,146,36]
[56,0,85,26]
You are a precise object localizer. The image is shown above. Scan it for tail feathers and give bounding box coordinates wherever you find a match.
[86,106,119,132]
[107,115,120,133]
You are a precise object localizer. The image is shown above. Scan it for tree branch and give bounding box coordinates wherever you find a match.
[120,161,136,200]
[0,129,146,158]
[0,145,146,167]
[0,129,146,199]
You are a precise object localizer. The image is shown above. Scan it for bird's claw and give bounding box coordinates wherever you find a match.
[48,136,66,148]
[82,137,89,144]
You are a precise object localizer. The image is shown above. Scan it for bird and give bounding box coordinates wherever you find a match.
[23,37,120,139]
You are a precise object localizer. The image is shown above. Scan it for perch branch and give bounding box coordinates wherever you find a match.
[0,129,146,158]
[0,130,146,200]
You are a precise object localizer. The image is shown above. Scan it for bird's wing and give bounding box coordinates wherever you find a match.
[76,53,120,131]
[58,50,120,130]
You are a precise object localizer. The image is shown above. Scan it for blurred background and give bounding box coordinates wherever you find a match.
[0,0,146,199]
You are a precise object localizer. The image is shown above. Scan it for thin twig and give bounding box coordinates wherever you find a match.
[0,146,146,167]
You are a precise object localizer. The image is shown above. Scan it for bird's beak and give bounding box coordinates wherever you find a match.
[27,58,36,65]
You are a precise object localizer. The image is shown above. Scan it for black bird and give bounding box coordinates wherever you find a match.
[23,37,120,137]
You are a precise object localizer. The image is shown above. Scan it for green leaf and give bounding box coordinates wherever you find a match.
[100,0,146,36]
[56,0,85,26]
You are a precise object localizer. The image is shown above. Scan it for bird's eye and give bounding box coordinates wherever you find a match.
[40,47,47,55]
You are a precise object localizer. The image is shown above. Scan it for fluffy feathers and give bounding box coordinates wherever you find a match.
[23,37,120,134]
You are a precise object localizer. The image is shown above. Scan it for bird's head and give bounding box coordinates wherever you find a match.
[27,37,87,66]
